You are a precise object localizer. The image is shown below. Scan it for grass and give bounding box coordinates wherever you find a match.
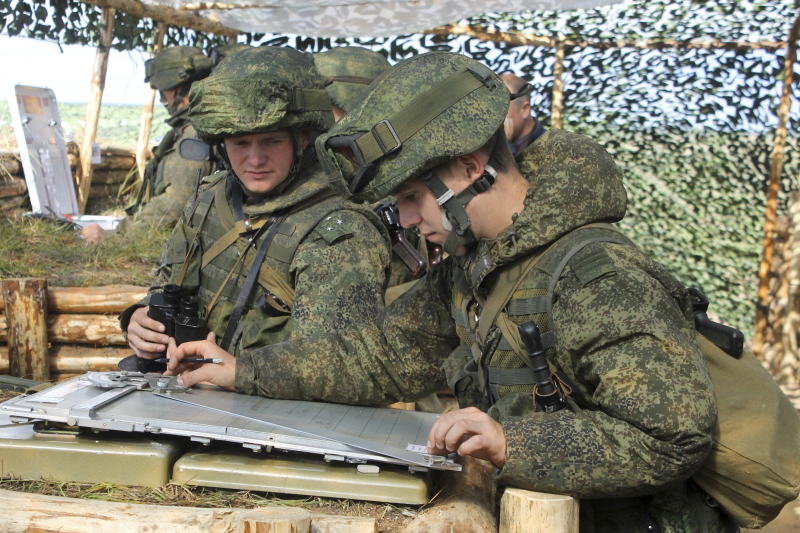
[0,213,170,287]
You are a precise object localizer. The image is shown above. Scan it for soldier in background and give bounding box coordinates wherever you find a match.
[82,46,215,242]
[313,47,391,121]
[209,43,253,65]
[500,73,546,156]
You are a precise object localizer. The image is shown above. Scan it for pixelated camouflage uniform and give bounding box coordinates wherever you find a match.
[120,46,215,232]
[120,46,391,358]
[236,128,729,532]
[313,48,420,287]
[118,109,214,232]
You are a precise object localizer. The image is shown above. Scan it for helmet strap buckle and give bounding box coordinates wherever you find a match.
[371,119,402,156]
[290,87,306,111]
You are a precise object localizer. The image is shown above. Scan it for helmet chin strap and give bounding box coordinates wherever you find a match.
[421,135,507,256]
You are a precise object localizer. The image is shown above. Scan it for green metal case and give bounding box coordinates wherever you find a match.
[172,448,430,505]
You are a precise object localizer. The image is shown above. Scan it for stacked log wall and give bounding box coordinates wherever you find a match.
[0,284,146,382]
[0,142,145,216]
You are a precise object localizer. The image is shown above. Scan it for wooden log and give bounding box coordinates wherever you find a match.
[238,508,311,533]
[423,24,789,52]
[310,515,376,533]
[499,489,578,533]
[2,279,49,381]
[551,39,565,130]
[0,284,147,314]
[0,344,128,374]
[48,314,125,345]
[79,0,239,38]
[0,488,372,533]
[0,158,21,176]
[137,21,168,183]
[91,169,133,185]
[753,12,800,358]
[90,183,122,199]
[0,178,26,198]
[77,7,115,213]
[0,195,27,212]
[403,456,496,533]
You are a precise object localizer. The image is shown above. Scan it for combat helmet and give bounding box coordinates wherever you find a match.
[145,46,215,115]
[209,43,253,65]
[316,52,511,254]
[313,47,390,113]
[189,46,334,179]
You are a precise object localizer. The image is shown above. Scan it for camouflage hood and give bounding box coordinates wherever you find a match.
[463,129,628,286]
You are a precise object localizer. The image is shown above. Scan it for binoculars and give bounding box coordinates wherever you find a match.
[148,284,208,346]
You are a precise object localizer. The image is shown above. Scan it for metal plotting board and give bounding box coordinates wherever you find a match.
[0,373,459,471]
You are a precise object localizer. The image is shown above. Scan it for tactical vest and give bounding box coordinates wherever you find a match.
[449,224,629,408]
[174,173,381,354]
[127,112,194,216]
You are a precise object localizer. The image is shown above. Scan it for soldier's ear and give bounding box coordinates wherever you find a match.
[299,128,313,150]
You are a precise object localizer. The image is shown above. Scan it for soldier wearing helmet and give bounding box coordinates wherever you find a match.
[167,51,731,532]
[313,46,391,121]
[120,47,390,376]
[82,46,216,243]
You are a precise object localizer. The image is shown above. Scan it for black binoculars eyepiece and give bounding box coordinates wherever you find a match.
[147,285,208,346]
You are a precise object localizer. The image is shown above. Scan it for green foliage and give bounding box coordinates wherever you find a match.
[0,0,228,51]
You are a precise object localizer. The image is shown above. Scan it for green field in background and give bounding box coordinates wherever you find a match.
[0,101,172,147]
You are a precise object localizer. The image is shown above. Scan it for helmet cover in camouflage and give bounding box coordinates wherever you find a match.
[189,46,334,144]
[313,47,390,112]
[210,43,253,65]
[316,52,509,203]
[145,46,215,91]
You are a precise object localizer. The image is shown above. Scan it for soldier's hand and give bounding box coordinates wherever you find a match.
[164,332,236,390]
[127,306,169,359]
[80,223,105,244]
[427,407,507,467]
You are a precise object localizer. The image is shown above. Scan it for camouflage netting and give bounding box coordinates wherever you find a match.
[1,0,799,339]
[249,0,799,340]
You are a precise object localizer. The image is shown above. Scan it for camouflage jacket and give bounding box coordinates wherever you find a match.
[120,157,391,358]
[118,107,214,232]
[236,130,725,533]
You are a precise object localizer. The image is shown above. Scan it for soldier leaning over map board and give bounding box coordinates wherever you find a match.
[119,46,390,368]
[165,52,738,533]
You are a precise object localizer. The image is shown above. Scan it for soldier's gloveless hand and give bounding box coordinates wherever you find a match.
[128,306,169,358]
[427,407,507,467]
[164,332,235,390]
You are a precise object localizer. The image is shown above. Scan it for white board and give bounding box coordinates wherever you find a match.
[8,85,79,216]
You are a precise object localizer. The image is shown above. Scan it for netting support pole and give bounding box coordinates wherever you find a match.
[135,22,168,185]
[753,12,800,358]
[551,39,565,129]
[77,7,116,214]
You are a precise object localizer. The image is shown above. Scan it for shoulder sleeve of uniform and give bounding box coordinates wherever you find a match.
[311,209,365,246]
[567,241,617,287]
